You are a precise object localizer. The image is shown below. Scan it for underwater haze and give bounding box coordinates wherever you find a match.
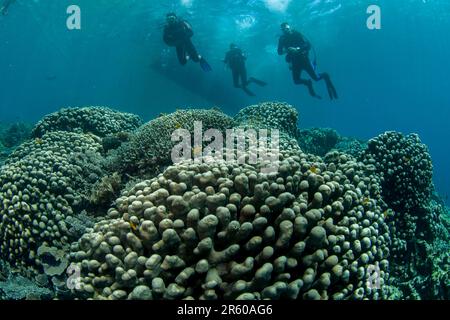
[1,0,450,199]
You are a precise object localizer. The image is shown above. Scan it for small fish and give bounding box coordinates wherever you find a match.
[175,123,182,129]
[130,222,138,232]
[35,138,43,145]
[309,164,318,174]
[362,197,370,205]
[384,209,395,219]
[0,0,15,16]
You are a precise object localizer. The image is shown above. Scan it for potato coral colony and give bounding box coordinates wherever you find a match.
[0,103,446,300]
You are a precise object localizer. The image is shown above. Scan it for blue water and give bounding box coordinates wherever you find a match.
[1,0,449,203]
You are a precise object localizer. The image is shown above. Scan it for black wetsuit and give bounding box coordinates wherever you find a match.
[163,19,200,65]
[0,0,14,15]
[224,48,248,88]
[278,30,321,85]
[278,30,338,100]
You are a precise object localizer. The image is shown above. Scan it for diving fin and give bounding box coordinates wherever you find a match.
[248,77,267,87]
[306,79,322,100]
[199,57,212,72]
[241,86,256,97]
[322,73,338,100]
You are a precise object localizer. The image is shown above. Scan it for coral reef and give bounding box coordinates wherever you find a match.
[297,128,339,157]
[102,132,133,154]
[89,172,123,210]
[386,199,450,299]
[360,131,433,212]
[37,245,69,277]
[0,276,52,300]
[233,102,301,154]
[0,131,104,275]
[109,108,234,175]
[69,147,391,300]
[297,128,367,159]
[0,122,33,165]
[234,102,299,140]
[65,211,97,240]
[0,104,448,301]
[0,141,7,165]
[0,260,52,300]
[32,106,142,138]
[334,137,367,159]
[0,122,33,148]
[358,131,447,300]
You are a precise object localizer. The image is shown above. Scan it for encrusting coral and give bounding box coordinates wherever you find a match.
[36,244,69,277]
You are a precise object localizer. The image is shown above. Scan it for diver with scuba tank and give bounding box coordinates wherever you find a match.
[163,13,212,72]
[223,43,267,96]
[278,22,338,100]
[0,0,15,15]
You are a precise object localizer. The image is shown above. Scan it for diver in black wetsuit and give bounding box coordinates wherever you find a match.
[278,23,338,100]
[223,44,267,96]
[0,0,15,15]
[163,13,212,72]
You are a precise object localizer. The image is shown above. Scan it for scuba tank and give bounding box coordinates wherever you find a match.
[302,34,318,71]
[311,46,318,71]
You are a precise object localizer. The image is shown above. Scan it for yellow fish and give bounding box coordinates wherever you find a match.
[384,210,394,219]
[362,197,370,205]
[309,164,318,174]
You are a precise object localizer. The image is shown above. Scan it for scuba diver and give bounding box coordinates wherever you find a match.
[163,13,212,72]
[223,43,267,96]
[278,22,338,100]
[0,0,15,15]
